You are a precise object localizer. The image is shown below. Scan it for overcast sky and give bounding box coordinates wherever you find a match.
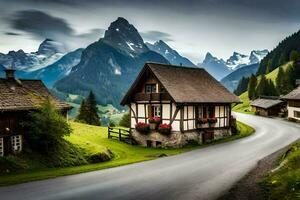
[0,0,299,63]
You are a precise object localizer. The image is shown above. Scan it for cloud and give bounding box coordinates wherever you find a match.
[140,31,173,42]
[10,10,73,40]
[8,10,104,50]
[4,32,21,36]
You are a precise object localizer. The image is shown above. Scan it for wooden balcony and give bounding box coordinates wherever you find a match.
[133,92,171,102]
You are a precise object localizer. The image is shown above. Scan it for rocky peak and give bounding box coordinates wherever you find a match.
[102,17,148,54]
[37,39,66,57]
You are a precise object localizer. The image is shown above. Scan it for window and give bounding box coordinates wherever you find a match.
[152,106,161,117]
[294,111,300,118]
[148,105,161,117]
[145,84,157,93]
[11,135,22,153]
[0,138,3,157]
[201,106,215,118]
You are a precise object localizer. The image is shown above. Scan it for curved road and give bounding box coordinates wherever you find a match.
[1,113,300,200]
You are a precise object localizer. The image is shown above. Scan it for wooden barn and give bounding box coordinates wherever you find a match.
[282,85,300,121]
[250,96,286,117]
[0,69,72,157]
[121,63,241,148]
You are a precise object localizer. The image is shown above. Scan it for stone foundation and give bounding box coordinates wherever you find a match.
[131,128,231,148]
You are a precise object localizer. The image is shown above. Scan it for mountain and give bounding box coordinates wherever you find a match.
[199,50,268,80]
[17,48,83,87]
[220,63,259,92]
[146,40,195,67]
[257,30,300,75]
[0,39,66,71]
[54,17,169,108]
[226,50,268,70]
[198,52,230,80]
[0,64,5,78]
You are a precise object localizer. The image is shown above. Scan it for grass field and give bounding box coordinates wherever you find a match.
[0,121,254,186]
[261,139,300,200]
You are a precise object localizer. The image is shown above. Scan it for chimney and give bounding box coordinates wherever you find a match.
[5,69,16,80]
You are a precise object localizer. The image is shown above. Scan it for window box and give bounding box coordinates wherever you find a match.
[208,117,218,127]
[149,117,161,130]
[135,122,150,134]
[158,123,172,135]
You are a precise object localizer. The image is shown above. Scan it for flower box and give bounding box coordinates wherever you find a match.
[158,123,172,135]
[149,117,161,130]
[198,118,208,124]
[208,117,217,128]
[135,122,150,134]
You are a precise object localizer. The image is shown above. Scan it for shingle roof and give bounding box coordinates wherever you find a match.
[250,96,284,109]
[0,78,72,111]
[282,85,300,100]
[121,62,241,105]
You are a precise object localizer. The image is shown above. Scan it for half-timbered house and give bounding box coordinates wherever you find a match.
[282,85,300,122]
[121,63,241,148]
[0,69,72,156]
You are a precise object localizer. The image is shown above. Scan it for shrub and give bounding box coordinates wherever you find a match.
[208,117,218,124]
[119,112,130,127]
[135,122,150,134]
[198,118,208,124]
[158,123,172,135]
[149,116,161,124]
[24,99,72,154]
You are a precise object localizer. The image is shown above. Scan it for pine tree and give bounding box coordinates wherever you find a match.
[276,66,285,94]
[267,80,278,96]
[234,77,250,96]
[85,91,101,126]
[289,50,300,61]
[256,74,268,97]
[76,91,101,126]
[76,100,88,123]
[248,74,257,100]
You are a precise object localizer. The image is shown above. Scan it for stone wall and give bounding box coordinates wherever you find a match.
[131,128,231,148]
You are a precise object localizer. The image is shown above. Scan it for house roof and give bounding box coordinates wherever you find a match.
[282,85,300,100]
[0,78,72,112]
[250,96,284,109]
[121,62,241,105]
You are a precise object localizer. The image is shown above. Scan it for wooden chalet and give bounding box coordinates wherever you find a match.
[250,96,286,117]
[121,63,241,148]
[0,69,72,156]
[282,85,300,121]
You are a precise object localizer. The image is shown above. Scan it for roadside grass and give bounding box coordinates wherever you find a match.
[232,92,254,114]
[260,140,300,200]
[0,121,254,186]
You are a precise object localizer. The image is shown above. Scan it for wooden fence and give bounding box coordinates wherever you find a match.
[108,127,133,144]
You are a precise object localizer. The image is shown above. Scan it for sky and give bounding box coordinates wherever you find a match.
[0,0,299,63]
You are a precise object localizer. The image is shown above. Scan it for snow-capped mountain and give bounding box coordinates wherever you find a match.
[225,50,268,70]
[17,48,83,87]
[0,39,66,72]
[54,17,169,108]
[199,50,268,80]
[146,40,195,67]
[101,17,149,55]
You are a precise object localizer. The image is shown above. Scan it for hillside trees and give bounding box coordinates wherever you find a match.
[248,75,257,100]
[234,76,250,96]
[76,91,101,126]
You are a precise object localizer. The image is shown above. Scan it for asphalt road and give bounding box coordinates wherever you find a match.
[1,113,300,200]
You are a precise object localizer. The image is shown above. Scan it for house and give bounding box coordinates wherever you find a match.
[282,85,300,122]
[0,69,72,157]
[121,63,241,148]
[250,96,286,117]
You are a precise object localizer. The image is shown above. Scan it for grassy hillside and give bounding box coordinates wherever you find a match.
[0,121,254,186]
[261,140,300,200]
[233,62,293,114]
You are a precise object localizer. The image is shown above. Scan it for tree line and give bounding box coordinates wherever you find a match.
[234,60,300,100]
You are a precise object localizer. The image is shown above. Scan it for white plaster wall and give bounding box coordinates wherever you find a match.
[188,106,193,119]
[288,106,300,120]
[131,103,136,117]
[215,106,220,117]
[162,104,170,119]
[188,120,194,129]
[173,104,180,119]
[137,104,145,118]
[131,118,136,128]
[172,121,180,131]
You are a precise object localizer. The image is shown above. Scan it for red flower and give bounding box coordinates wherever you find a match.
[158,123,172,130]
[149,116,161,123]
[135,122,150,134]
